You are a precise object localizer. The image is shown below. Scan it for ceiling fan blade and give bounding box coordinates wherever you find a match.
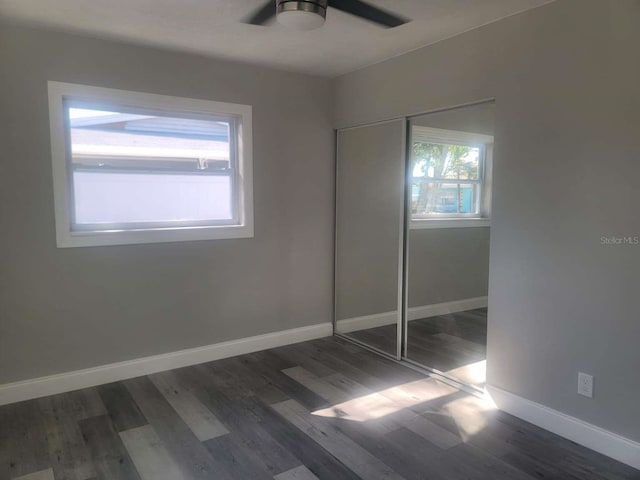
[244,0,277,25]
[328,0,408,28]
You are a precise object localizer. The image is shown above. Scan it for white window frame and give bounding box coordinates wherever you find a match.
[410,126,492,229]
[48,81,253,248]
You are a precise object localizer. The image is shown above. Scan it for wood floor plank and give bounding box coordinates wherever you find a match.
[203,358,289,405]
[316,371,463,446]
[499,449,580,480]
[119,425,186,480]
[377,377,459,411]
[178,369,302,476]
[272,399,405,480]
[203,432,273,480]
[123,376,229,480]
[281,366,346,404]
[314,374,457,428]
[56,388,108,421]
[274,465,320,480]
[12,468,55,480]
[97,382,148,432]
[399,413,462,450]
[149,370,229,441]
[441,442,538,480]
[318,373,406,435]
[447,415,514,459]
[38,395,97,480]
[236,351,330,410]
[326,422,446,480]
[243,397,362,480]
[78,415,140,480]
[0,401,50,479]
[295,342,388,391]
[322,372,372,399]
[270,344,336,378]
[202,358,262,398]
[379,428,458,480]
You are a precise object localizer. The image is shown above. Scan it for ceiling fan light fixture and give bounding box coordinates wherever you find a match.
[277,1,327,31]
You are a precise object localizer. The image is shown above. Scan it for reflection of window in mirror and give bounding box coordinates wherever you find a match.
[410,126,492,229]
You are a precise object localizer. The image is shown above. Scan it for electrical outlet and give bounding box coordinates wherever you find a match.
[578,372,594,398]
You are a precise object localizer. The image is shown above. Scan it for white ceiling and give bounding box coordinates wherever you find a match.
[0,0,553,77]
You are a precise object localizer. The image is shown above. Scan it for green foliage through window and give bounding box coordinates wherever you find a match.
[412,142,481,216]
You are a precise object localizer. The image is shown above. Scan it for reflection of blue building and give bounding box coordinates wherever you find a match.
[412,184,474,214]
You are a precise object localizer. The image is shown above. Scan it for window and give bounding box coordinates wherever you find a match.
[410,126,492,228]
[48,82,253,247]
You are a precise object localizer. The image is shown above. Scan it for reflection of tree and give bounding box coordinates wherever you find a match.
[412,142,476,214]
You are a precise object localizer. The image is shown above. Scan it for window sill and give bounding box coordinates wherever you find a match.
[410,218,490,230]
[57,223,254,248]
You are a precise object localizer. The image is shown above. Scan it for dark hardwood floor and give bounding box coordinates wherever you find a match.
[1,335,637,480]
[348,308,488,387]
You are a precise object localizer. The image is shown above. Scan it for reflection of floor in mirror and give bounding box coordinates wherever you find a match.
[347,308,487,387]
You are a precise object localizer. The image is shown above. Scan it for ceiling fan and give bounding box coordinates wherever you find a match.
[245,0,409,31]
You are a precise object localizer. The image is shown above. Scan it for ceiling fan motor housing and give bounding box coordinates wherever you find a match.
[278,1,327,18]
[277,0,327,30]
[247,0,407,29]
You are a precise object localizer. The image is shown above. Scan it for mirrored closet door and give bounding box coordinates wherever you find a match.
[404,102,494,388]
[334,120,405,358]
[334,101,493,390]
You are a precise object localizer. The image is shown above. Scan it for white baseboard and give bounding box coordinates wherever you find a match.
[336,310,398,333]
[487,385,640,470]
[0,322,332,407]
[407,296,488,321]
[336,296,488,333]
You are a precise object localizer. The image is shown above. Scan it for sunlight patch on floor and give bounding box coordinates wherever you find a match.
[442,392,497,440]
[312,378,457,422]
[446,360,486,386]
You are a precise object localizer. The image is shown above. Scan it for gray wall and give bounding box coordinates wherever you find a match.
[408,228,490,308]
[0,25,334,385]
[335,0,640,442]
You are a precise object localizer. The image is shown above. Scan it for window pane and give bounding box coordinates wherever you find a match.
[412,142,480,180]
[73,172,232,225]
[412,182,478,217]
[67,106,234,227]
